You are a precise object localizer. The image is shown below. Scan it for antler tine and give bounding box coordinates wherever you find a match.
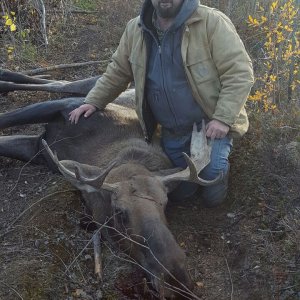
[74,161,118,191]
[42,139,76,179]
[183,153,223,186]
[42,139,118,192]
[159,121,223,186]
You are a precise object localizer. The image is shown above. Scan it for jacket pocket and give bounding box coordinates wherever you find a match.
[185,57,221,117]
[186,57,219,84]
[146,88,174,127]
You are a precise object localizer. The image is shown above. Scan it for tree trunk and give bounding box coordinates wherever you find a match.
[226,0,233,16]
[287,0,299,101]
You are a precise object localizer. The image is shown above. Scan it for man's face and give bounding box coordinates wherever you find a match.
[151,0,184,19]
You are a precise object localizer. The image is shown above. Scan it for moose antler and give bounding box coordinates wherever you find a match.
[42,139,118,192]
[73,161,118,189]
[159,121,223,186]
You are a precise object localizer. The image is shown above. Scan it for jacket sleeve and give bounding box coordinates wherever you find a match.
[207,11,254,126]
[84,20,134,109]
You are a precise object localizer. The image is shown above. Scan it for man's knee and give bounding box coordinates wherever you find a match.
[168,181,198,202]
[199,169,229,207]
[200,185,228,207]
[200,136,232,179]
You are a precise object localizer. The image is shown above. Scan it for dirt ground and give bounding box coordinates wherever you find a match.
[0,1,299,299]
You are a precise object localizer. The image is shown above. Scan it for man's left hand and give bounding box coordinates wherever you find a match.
[206,119,230,140]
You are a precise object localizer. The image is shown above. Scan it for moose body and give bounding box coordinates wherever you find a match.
[0,94,194,298]
[0,70,221,298]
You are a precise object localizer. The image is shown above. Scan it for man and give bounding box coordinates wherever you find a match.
[69,0,254,207]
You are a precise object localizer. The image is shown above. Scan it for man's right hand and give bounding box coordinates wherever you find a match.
[69,104,97,124]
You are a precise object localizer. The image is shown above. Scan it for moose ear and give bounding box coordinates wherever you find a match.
[153,168,182,193]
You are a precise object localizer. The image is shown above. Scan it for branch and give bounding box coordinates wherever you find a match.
[224,256,234,300]
[22,60,109,75]
[0,281,23,299]
[103,237,199,300]
[97,221,200,300]
[64,216,115,274]
[69,9,99,14]
[93,231,103,282]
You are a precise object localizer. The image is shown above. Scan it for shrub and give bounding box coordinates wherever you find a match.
[247,0,299,111]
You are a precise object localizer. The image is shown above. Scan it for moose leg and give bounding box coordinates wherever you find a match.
[0,69,99,95]
[0,98,84,129]
[0,135,45,164]
[0,69,56,84]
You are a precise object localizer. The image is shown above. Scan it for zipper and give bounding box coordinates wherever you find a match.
[140,28,162,141]
[139,31,150,141]
[158,39,179,127]
[146,25,179,127]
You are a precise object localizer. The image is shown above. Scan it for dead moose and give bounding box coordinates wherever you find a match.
[0,69,222,299]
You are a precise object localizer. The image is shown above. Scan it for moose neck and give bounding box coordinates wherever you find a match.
[116,139,172,171]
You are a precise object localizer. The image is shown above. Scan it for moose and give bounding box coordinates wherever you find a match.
[0,69,222,299]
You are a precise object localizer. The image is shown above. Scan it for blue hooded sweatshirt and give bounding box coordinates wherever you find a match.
[140,0,206,135]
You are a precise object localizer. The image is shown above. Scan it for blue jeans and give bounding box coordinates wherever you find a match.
[162,134,233,207]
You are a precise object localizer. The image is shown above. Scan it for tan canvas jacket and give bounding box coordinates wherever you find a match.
[85,4,254,139]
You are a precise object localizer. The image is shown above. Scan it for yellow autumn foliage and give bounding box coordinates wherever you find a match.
[1,10,18,59]
[248,0,299,112]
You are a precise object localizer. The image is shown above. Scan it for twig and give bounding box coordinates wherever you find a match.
[280,285,296,291]
[69,9,99,14]
[257,229,285,233]
[0,190,76,240]
[224,256,234,300]
[103,239,199,300]
[7,135,81,194]
[279,125,300,130]
[76,260,87,284]
[65,235,93,274]
[93,231,103,282]
[97,222,201,300]
[67,214,199,299]
[0,281,24,299]
[261,203,280,212]
[22,60,109,75]
[63,213,200,299]
[64,216,114,274]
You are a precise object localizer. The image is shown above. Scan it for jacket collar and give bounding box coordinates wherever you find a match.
[185,5,206,25]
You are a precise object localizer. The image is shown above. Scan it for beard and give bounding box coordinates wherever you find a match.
[154,1,184,19]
